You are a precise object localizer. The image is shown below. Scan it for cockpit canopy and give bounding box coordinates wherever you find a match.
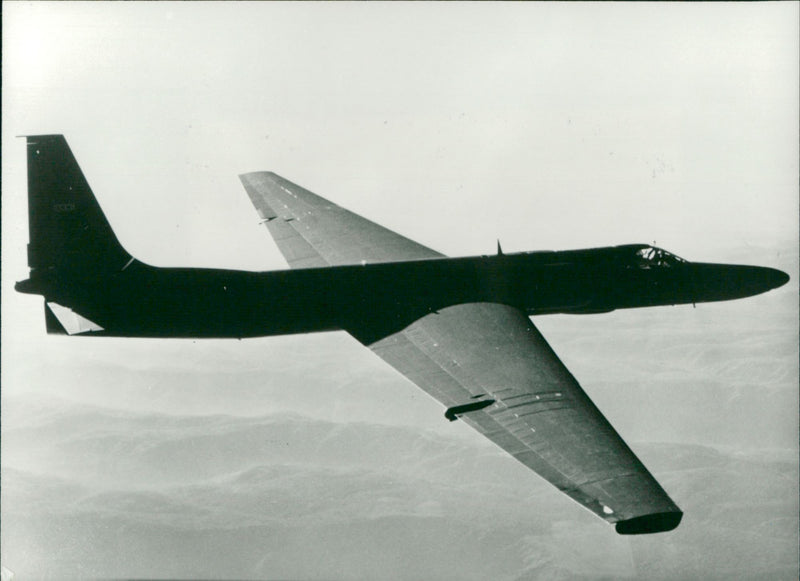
[630,245,687,269]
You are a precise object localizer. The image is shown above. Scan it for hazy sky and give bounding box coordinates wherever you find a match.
[2,3,798,579]
[3,1,797,339]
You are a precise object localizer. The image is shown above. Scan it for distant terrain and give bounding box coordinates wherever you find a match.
[2,404,797,580]
[2,245,797,579]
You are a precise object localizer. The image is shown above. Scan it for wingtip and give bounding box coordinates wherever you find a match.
[615,511,683,535]
[238,170,278,180]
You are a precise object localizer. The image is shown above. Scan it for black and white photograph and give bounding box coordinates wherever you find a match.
[2,3,798,580]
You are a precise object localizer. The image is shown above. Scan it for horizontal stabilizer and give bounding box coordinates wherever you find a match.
[46,302,104,335]
[44,301,67,335]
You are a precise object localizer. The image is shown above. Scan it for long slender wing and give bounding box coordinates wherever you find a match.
[238,173,682,533]
[239,172,442,268]
[351,303,682,534]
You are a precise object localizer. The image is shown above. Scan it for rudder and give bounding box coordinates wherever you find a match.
[25,135,131,277]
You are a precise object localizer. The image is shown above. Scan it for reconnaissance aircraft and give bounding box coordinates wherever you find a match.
[16,135,789,535]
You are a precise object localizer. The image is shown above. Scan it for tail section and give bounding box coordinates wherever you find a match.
[23,135,131,278]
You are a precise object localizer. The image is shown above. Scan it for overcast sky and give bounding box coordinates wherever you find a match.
[2,3,798,579]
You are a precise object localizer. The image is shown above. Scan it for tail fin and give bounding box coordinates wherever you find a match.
[24,135,131,277]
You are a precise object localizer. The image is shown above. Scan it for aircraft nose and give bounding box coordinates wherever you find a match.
[767,267,791,290]
[729,265,790,296]
[691,263,790,301]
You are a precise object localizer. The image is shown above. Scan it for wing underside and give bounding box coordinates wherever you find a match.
[239,172,682,533]
[354,303,682,533]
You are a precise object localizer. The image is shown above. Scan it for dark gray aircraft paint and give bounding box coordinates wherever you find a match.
[15,135,789,535]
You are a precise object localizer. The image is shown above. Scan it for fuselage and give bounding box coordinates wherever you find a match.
[16,244,788,343]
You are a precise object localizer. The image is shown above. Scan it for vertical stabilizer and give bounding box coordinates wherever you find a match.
[25,135,131,277]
